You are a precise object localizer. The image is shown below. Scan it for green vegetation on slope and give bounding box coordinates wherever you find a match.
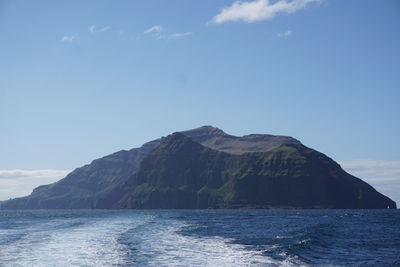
[116,133,396,209]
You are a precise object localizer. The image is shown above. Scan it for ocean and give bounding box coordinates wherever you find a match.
[0,209,399,266]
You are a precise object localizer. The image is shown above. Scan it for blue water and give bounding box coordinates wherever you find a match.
[0,210,399,266]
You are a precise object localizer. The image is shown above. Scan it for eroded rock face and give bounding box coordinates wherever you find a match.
[1,126,396,210]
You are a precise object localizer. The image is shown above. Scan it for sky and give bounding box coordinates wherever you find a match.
[0,0,399,203]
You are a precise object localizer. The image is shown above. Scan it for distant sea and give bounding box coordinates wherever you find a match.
[0,210,399,266]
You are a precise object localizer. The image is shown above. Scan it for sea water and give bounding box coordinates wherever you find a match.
[0,209,399,266]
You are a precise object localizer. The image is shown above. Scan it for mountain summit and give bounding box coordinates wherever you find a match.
[182,125,301,154]
[1,126,396,209]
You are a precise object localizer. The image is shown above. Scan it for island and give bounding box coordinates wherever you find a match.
[1,126,396,209]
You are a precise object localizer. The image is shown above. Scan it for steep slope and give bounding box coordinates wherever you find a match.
[0,140,161,209]
[116,133,232,208]
[117,133,396,209]
[1,126,300,209]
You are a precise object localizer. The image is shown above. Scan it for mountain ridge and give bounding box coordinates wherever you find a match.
[182,126,301,154]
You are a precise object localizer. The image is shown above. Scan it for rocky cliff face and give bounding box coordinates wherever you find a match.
[116,133,396,209]
[1,126,396,209]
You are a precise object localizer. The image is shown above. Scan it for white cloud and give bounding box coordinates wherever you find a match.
[0,169,71,200]
[277,30,292,37]
[61,34,80,42]
[144,25,192,40]
[89,25,111,33]
[168,32,193,39]
[211,0,322,24]
[340,160,400,205]
[144,25,163,35]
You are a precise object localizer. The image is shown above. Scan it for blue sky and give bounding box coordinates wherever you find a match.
[0,0,399,202]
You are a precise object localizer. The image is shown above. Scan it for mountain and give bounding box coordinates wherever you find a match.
[117,133,395,209]
[1,126,396,209]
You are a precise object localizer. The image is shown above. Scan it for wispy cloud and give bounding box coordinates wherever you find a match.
[144,25,163,35]
[211,0,322,24]
[143,25,192,40]
[340,160,400,205]
[168,32,193,39]
[89,25,111,34]
[0,169,71,200]
[277,30,293,38]
[61,34,80,42]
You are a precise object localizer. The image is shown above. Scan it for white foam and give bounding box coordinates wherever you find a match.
[0,213,308,267]
[0,214,152,266]
[132,220,306,267]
